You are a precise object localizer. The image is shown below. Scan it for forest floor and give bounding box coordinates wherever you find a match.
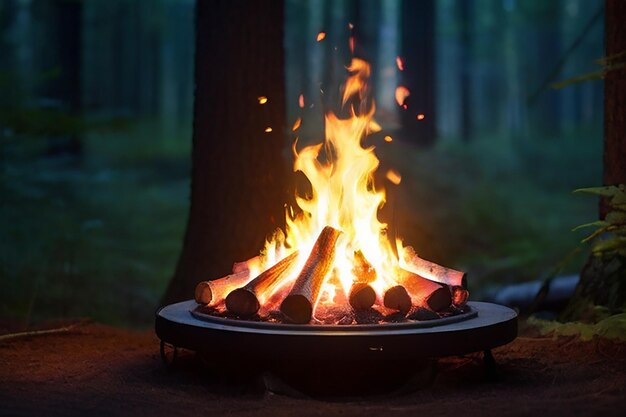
[1,319,625,417]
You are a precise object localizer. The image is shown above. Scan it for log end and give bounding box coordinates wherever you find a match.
[194,281,213,305]
[349,283,376,311]
[383,285,411,314]
[426,287,452,312]
[451,285,469,307]
[280,294,313,324]
[225,288,260,317]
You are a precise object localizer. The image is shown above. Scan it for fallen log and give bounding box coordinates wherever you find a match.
[383,285,412,314]
[396,268,452,312]
[225,251,300,317]
[194,270,252,306]
[280,226,342,324]
[401,246,467,288]
[348,251,377,311]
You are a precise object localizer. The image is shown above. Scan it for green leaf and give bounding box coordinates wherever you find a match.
[572,220,609,231]
[574,185,623,198]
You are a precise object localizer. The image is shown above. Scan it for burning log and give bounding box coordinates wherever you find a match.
[225,251,300,317]
[348,251,377,311]
[451,285,469,307]
[349,283,377,311]
[402,246,467,288]
[194,270,251,306]
[232,255,261,274]
[396,268,452,312]
[383,285,412,314]
[280,226,342,324]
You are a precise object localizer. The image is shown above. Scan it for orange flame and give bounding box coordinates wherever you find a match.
[258,57,403,307]
[258,96,268,104]
[317,32,326,42]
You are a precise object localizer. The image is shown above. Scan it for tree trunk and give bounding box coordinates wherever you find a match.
[603,0,626,201]
[561,0,626,321]
[163,0,287,304]
[459,0,472,142]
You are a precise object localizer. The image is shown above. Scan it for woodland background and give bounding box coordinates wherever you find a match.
[0,0,604,327]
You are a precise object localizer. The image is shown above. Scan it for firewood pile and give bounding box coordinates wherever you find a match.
[194,226,469,325]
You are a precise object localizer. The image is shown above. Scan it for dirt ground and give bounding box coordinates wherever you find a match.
[0,320,625,417]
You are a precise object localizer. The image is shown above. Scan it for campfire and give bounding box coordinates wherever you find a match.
[193,57,468,325]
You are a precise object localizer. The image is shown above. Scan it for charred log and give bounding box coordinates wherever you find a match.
[280,226,342,324]
[383,285,412,314]
[225,251,299,317]
[396,268,452,312]
[402,246,467,288]
[194,270,251,305]
[348,251,377,311]
[349,282,377,311]
[232,256,261,274]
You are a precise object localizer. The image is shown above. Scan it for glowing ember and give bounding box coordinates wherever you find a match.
[396,56,404,71]
[416,114,425,120]
[317,32,326,42]
[194,42,468,325]
[292,117,302,132]
[395,86,410,107]
[386,169,402,185]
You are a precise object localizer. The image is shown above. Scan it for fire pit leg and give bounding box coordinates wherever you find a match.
[160,340,178,367]
[482,349,498,380]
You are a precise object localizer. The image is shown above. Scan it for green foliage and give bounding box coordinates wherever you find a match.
[552,51,626,89]
[529,310,626,341]
[573,185,626,257]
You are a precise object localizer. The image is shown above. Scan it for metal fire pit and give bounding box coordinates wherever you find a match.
[155,300,516,394]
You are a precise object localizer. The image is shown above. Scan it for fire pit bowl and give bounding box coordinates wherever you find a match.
[155,300,517,395]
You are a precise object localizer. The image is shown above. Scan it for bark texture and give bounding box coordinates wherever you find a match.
[164,0,287,304]
[563,0,626,320]
[603,0,626,195]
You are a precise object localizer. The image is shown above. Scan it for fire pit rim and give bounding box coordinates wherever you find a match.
[157,300,516,337]
[190,305,478,332]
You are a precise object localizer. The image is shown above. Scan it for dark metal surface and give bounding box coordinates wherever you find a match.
[155,300,517,360]
[190,305,478,332]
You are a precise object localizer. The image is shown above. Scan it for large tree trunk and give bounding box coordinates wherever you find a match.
[163,0,287,304]
[561,0,626,321]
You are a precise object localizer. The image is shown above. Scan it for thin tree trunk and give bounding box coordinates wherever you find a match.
[163,0,287,304]
[603,0,626,197]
